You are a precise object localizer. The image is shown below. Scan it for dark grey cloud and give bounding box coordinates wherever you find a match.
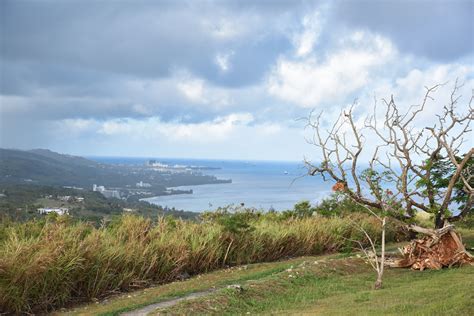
[0,61,114,96]
[1,0,294,88]
[1,0,473,156]
[334,0,473,61]
[0,0,302,127]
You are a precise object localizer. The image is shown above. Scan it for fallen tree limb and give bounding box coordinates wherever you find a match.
[389,225,474,270]
[408,224,455,238]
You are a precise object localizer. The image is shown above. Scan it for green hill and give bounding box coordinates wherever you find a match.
[0,148,228,190]
[0,148,110,187]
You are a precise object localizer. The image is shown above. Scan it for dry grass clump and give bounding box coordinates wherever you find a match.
[0,213,401,313]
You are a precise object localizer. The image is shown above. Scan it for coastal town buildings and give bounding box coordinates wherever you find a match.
[37,207,69,215]
[92,184,121,199]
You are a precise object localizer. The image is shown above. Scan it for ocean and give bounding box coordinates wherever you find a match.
[89,157,330,212]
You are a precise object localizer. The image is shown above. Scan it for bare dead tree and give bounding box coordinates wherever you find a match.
[304,81,473,288]
[305,81,473,228]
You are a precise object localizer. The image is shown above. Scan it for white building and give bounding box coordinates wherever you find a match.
[93,184,120,199]
[37,208,69,215]
[101,190,121,199]
[136,181,152,188]
[93,184,106,192]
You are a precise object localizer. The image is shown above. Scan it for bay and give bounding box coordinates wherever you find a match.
[89,157,331,212]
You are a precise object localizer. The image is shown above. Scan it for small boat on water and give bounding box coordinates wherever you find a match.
[284,171,289,175]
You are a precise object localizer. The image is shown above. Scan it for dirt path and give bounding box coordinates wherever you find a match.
[120,289,216,316]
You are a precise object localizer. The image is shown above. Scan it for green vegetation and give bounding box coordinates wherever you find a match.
[416,154,473,227]
[282,194,370,218]
[0,184,198,222]
[59,257,313,316]
[157,256,474,315]
[1,147,471,315]
[0,211,405,314]
[56,229,474,316]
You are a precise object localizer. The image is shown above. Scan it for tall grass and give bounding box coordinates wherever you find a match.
[0,213,403,313]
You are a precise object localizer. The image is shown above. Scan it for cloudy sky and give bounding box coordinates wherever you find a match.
[0,0,473,160]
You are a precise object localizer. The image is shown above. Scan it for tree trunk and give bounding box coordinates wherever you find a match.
[374,276,383,290]
[435,212,444,229]
[374,217,386,290]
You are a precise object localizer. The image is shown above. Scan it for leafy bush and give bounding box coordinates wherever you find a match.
[457,212,474,229]
[280,194,371,219]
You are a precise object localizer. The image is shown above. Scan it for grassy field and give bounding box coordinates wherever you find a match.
[158,259,473,316]
[57,229,474,315]
[0,212,405,314]
[56,256,314,315]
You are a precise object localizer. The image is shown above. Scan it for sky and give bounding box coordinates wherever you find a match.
[0,0,473,161]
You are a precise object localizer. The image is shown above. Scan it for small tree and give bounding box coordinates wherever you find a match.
[304,81,473,288]
[332,181,393,289]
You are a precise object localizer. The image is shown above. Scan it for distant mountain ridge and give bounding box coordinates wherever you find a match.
[29,149,101,168]
[0,148,230,191]
[0,148,115,187]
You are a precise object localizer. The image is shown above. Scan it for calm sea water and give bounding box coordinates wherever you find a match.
[89,157,330,212]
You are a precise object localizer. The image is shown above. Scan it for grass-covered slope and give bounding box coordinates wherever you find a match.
[0,213,403,314]
[59,256,314,315]
[156,256,474,316]
[158,230,474,315]
[58,229,474,316]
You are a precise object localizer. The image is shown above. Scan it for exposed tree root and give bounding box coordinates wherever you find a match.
[389,225,474,270]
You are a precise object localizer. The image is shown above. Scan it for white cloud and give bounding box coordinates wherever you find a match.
[177,78,206,103]
[293,11,323,57]
[268,31,396,108]
[99,119,136,136]
[95,113,254,143]
[53,118,100,139]
[132,103,152,115]
[215,51,234,72]
[165,113,254,141]
[52,113,309,160]
[313,64,474,163]
[367,63,474,133]
[62,118,97,131]
[176,74,232,107]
